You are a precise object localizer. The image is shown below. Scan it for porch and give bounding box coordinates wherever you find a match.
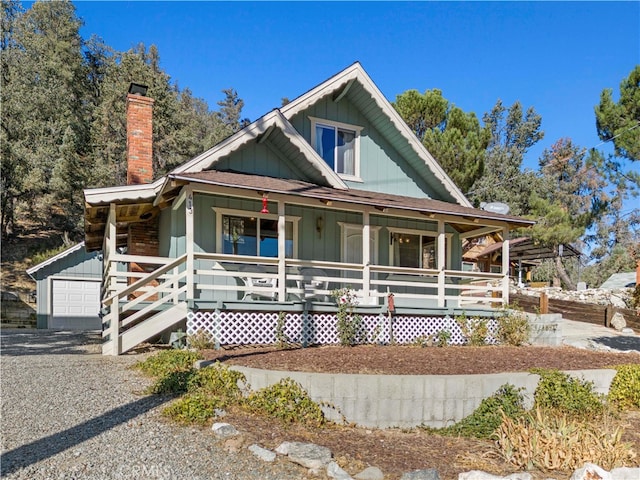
[100,250,507,355]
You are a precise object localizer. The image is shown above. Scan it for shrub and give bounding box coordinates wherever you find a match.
[163,392,225,425]
[245,377,325,427]
[162,364,246,424]
[187,329,216,350]
[148,370,194,395]
[532,368,605,418]
[609,364,640,410]
[455,314,489,346]
[435,384,525,439]
[187,362,246,400]
[435,329,451,347]
[496,407,635,471]
[332,288,364,346]
[134,350,202,378]
[134,350,202,395]
[496,305,530,346]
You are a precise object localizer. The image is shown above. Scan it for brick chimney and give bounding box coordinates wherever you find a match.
[126,83,154,185]
[125,83,159,288]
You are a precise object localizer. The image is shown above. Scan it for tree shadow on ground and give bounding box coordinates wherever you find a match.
[590,335,640,354]
[0,330,102,356]
[0,394,170,476]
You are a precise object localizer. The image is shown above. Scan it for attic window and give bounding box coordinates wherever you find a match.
[310,117,362,180]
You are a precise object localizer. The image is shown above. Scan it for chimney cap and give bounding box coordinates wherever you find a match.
[128,83,148,96]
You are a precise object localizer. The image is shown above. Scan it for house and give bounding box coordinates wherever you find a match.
[26,242,102,330]
[83,63,534,355]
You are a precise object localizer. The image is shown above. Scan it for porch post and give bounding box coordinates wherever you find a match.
[501,226,510,304]
[437,219,446,308]
[185,187,195,302]
[362,211,371,303]
[277,200,286,301]
[108,203,120,355]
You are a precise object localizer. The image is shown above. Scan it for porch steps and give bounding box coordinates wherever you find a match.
[103,303,188,355]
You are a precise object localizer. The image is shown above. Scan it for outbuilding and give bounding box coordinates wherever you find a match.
[26,242,102,330]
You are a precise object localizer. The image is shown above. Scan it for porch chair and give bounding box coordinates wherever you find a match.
[298,267,330,302]
[238,264,277,301]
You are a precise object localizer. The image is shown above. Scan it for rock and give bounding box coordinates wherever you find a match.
[223,435,244,453]
[276,441,333,470]
[458,472,533,480]
[213,408,226,418]
[355,466,385,480]
[610,295,628,309]
[570,463,612,480]
[248,444,276,462]
[610,467,640,480]
[401,469,440,480]
[327,461,353,479]
[211,422,239,438]
[610,312,627,331]
[621,327,635,334]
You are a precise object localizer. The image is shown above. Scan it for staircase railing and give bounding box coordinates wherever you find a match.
[102,253,188,355]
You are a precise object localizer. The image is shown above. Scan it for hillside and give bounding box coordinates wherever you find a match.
[1,224,71,300]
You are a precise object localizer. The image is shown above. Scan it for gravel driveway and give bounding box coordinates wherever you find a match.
[0,330,306,480]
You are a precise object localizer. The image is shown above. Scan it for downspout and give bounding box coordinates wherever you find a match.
[501,226,510,305]
[277,200,286,301]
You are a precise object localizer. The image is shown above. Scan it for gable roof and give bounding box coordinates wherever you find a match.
[280,62,471,206]
[171,109,347,190]
[26,242,98,279]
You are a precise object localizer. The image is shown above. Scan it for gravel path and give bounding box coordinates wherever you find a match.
[0,330,307,480]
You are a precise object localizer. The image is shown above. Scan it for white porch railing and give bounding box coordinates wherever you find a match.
[101,252,506,354]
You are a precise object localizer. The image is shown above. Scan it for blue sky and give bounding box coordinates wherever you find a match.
[72,1,639,176]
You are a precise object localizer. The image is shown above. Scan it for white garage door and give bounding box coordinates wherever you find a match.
[51,279,101,330]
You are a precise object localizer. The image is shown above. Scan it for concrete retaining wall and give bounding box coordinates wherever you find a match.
[230,366,617,429]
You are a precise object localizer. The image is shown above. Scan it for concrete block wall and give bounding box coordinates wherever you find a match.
[231,366,618,429]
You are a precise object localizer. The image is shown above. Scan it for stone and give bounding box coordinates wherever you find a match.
[211,422,239,438]
[401,469,440,480]
[610,467,640,480]
[610,312,627,331]
[327,461,353,479]
[621,328,635,335]
[570,463,612,480]
[223,436,244,453]
[459,472,533,480]
[355,466,385,480]
[610,295,628,309]
[248,444,276,462]
[276,441,333,470]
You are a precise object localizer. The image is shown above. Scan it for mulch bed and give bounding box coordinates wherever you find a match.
[202,344,640,375]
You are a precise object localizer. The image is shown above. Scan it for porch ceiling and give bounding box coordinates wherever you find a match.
[170,170,535,229]
[85,201,159,251]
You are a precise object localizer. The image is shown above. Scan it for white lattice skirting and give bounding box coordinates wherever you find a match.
[187,311,498,346]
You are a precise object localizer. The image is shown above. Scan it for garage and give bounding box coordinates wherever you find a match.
[27,242,103,330]
[51,279,101,330]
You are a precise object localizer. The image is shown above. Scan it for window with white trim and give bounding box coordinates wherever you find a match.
[389,229,451,269]
[215,209,298,258]
[310,117,362,179]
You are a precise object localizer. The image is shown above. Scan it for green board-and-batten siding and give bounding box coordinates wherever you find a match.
[288,95,442,200]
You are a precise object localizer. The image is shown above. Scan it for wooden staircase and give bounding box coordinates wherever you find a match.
[101,254,189,355]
